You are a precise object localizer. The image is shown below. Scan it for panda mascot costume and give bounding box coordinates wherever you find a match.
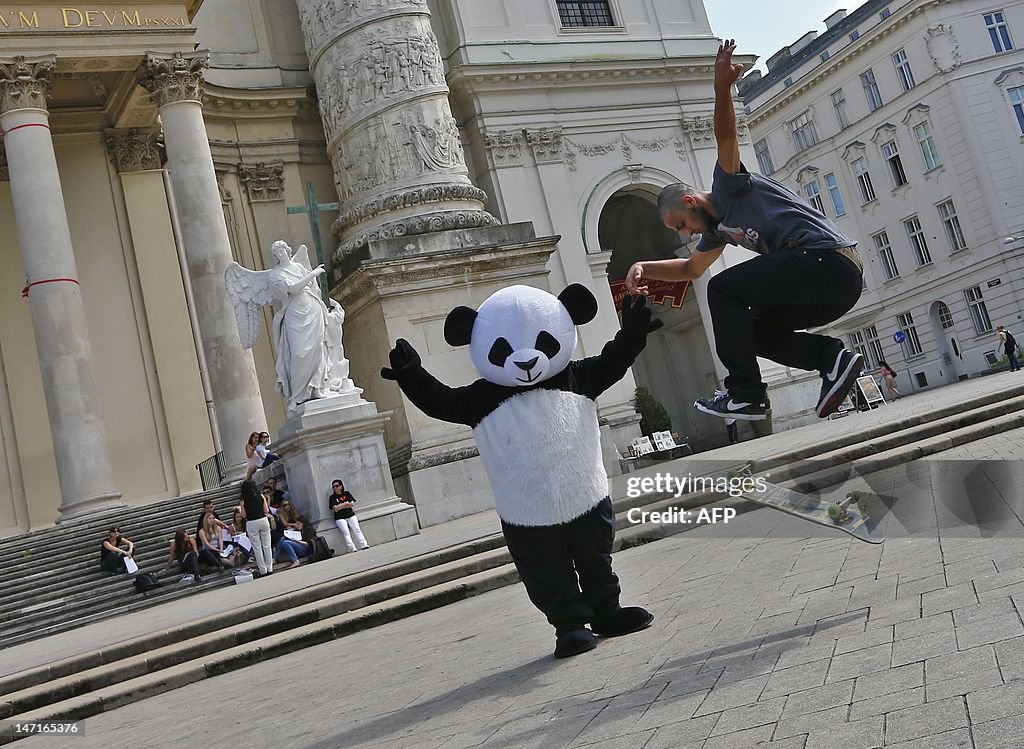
[381,283,662,658]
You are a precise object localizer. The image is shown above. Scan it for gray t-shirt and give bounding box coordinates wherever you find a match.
[695,162,855,254]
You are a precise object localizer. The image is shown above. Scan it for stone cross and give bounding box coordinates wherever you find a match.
[287,180,338,301]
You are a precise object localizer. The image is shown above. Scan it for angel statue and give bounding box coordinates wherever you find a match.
[225,240,360,412]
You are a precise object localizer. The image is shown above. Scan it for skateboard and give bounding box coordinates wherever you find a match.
[726,461,885,544]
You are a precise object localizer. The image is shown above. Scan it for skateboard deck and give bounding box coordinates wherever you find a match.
[727,463,885,544]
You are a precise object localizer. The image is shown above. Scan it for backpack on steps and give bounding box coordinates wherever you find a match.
[133,572,162,594]
[311,536,335,562]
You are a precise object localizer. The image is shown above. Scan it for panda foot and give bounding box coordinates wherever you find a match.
[591,606,654,637]
[553,627,597,659]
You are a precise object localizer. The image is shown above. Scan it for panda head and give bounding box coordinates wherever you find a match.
[444,284,598,388]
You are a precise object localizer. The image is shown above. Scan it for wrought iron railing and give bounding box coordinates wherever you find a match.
[196,452,226,491]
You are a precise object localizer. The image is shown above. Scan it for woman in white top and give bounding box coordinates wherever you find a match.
[245,431,263,480]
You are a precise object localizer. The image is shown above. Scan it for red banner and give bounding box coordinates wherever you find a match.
[609,279,689,312]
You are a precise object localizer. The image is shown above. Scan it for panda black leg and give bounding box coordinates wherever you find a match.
[591,606,655,637]
[502,522,597,657]
[554,625,598,658]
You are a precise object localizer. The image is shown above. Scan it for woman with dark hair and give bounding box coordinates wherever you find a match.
[100,527,134,574]
[245,431,262,480]
[240,479,273,576]
[256,432,282,468]
[274,514,314,569]
[162,529,203,583]
[328,479,369,552]
[878,360,901,400]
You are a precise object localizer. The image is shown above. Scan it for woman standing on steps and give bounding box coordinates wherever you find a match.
[240,479,274,576]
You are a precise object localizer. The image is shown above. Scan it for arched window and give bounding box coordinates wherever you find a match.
[936,301,955,330]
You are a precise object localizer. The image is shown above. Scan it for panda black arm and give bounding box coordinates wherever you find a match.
[381,339,483,426]
[571,295,662,399]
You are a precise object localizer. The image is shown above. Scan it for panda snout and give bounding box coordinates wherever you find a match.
[514,356,540,372]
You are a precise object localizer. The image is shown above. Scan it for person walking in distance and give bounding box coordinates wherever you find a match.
[878,360,901,400]
[625,39,865,421]
[998,325,1021,371]
[240,479,274,576]
[328,479,370,552]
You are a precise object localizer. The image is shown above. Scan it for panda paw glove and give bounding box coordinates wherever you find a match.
[620,294,664,338]
[380,338,422,381]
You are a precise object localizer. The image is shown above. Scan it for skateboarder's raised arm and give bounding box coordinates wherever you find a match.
[714,39,745,175]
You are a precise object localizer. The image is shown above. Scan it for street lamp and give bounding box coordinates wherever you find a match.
[1002,235,1024,245]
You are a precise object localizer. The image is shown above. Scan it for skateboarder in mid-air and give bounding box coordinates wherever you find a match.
[625,39,865,422]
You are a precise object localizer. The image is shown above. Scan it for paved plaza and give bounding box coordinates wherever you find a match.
[19,418,1024,749]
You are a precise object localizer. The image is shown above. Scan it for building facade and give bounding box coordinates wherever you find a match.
[740,0,1024,398]
[0,0,791,535]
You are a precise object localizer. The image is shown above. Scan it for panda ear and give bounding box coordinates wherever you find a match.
[444,306,478,346]
[558,284,598,326]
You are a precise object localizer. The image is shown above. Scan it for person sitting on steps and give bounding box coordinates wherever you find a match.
[99,527,134,575]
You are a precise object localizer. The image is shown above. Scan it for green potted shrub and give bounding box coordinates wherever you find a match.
[633,386,671,437]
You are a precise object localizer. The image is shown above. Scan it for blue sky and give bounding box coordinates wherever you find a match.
[704,0,868,73]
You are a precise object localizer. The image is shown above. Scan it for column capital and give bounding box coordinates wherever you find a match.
[0,54,55,114]
[104,128,163,173]
[141,51,208,108]
[238,162,285,202]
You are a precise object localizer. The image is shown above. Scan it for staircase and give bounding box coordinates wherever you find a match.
[0,482,246,647]
[1,380,1023,741]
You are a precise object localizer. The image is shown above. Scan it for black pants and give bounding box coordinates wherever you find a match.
[1007,345,1021,371]
[501,497,620,633]
[178,551,201,578]
[100,554,125,574]
[707,248,863,402]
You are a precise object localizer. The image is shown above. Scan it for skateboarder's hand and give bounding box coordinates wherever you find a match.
[381,338,421,380]
[621,295,664,336]
[715,39,745,93]
[624,262,649,295]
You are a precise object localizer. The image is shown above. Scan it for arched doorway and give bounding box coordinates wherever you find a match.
[928,300,962,385]
[597,188,724,452]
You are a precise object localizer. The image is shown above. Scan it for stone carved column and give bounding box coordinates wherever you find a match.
[141,51,267,477]
[296,0,497,273]
[0,55,123,520]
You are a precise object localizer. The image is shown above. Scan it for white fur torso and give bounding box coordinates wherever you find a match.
[473,388,608,527]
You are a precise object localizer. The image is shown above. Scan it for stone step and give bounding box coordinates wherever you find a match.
[3,385,1023,653]
[2,395,1021,727]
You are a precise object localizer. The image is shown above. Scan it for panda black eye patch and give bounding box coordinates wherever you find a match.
[488,337,514,367]
[535,331,561,358]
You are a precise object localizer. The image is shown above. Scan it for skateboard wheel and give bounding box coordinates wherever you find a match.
[846,491,861,501]
[747,460,759,472]
[726,470,738,480]
[827,503,844,520]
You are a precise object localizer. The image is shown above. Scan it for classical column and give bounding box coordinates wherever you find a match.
[296,0,498,275]
[0,55,122,520]
[141,51,266,476]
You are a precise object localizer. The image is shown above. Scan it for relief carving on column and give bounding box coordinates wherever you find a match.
[238,162,286,202]
[300,0,429,57]
[105,129,163,172]
[141,51,208,107]
[0,55,55,113]
[525,127,564,165]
